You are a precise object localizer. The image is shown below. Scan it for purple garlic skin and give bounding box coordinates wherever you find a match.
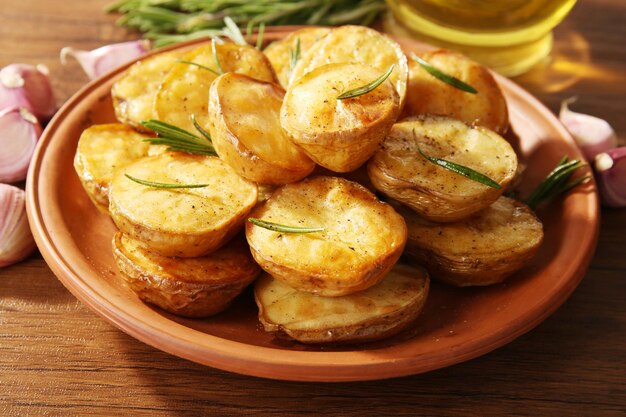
[560,98,617,161]
[0,63,56,120]
[0,106,42,183]
[594,147,626,208]
[60,40,150,79]
[0,183,36,268]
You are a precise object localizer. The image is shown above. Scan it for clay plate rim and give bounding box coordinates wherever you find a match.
[26,27,600,382]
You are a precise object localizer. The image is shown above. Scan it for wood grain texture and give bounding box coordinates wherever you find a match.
[1,0,625,415]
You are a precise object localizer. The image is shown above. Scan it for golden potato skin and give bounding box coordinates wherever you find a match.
[109,153,258,257]
[111,51,182,131]
[368,116,517,223]
[290,25,409,109]
[404,50,509,134]
[281,63,400,172]
[400,197,544,286]
[264,27,331,89]
[246,176,407,297]
[154,42,277,133]
[113,233,260,317]
[254,263,429,344]
[208,73,315,185]
[73,123,152,213]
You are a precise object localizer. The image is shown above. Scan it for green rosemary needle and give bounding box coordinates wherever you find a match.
[175,59,219,75]
[256,22,265,50]
[289,37,301,71]
[211,38,223,75]
[410,53,478,94]
[524,156,589,209]
[125,174,209,189]
[222,16,247,45]
[417,146,501,189]
[248,218,325,234]
[141,119,216,156]
[191,114,212,142]
[337,64,395,100]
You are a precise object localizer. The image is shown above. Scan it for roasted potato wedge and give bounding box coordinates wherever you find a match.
[246,176,407,296]
[208,73,315,185]
[281,63,400,172]
[254,263,429,344]
[111,51,182,131]
[368,116,517,222]
[290,25,409,109]
[264,27,331,89]
[405,50,509,134]
[154,42,277,133]
[109,153,258,257]
[400,196,544,286]
[113,233,260,317]
[73,123,153,213]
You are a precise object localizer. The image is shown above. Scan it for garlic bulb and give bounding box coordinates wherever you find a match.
[0,184,36,268]
[60,40,150,79]
[559,97,617,161]
[594,148,626,208]
[0,63,56,121]
[0,107,42,183]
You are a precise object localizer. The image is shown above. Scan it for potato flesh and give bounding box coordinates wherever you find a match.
[254,263,429,343]
[111,51,182,130]
[73,123,152,212]
[264,27,331,89]
[113,233,260,317]
[246,176,407,296]
[154,42,276,133]
[405,50,509,134]
[401,196,544,286]
[208,73,314,184]
[109,153,257,257]
[290,25,408,109]
[368,116,517,222]
[281,63,399,172]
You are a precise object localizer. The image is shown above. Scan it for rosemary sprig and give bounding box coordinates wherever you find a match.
[176,59,219,75]
[141,119,216,155]
[248,218,325,234]
[410,53,478,94]
[524,156,589,209]
[125,174,209,189]
[191,114,212,142]
[211,38,223,75]
[222,16,247,45]
[256,22,265,50]
[289,37,301,71]
[337,64,395,100]
[417,146,501,189]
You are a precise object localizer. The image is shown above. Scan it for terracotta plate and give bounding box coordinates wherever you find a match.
[26,28,599,382]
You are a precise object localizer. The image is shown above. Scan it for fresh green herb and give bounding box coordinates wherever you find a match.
[256,22,265,50]
[141,119,216,156]
[410,53,478,94]
[524,156,589,209]
[191,114,212,142]
[337,64,395,100]
[175,59,219,75]
[222,16,247,45]
[125,174,209,189]
[211,38,223,75]
[289,37,301,71]
[417,146,501,189]
[248,218,325,234]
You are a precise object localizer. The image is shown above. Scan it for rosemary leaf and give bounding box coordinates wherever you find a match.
[524,157,588,209]
[222,16,247,45]
[176,59,219,75]
[410,53,478,94]
[125,174,209,189]
[337,64,395,100]
[289,37,300,71]
[141,119,216,155]
[256,22,265,50]
[417,146,501,189]
[191,114,212,142]
[248,218,325,234]
[212,38,224,74]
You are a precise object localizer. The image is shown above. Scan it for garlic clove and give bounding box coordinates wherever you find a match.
[594,147,626,208]
[560,97,618,161]
[0,63,56,120]
[0,106,42,183]
[60,40,150,79]
[0,184,36,268]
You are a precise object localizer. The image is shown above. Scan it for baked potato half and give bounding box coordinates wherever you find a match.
[109,153,258,257]
[264,27,331,89]
[113,233,260,318]
[404,50,509,134]
[111,51,182,131]
[281,63,400,172]
[254,263,429,344]
[290,25,408,109]
[73,123,153,213]
[154,42,277,133]
[246,176,407,296]
[399,196,544,286]
[368,116,517,222]
[208,73,315,185]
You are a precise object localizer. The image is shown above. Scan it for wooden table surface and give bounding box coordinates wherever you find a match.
[1,1,625,415]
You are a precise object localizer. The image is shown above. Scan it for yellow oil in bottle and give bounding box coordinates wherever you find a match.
[384,0,577,76]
